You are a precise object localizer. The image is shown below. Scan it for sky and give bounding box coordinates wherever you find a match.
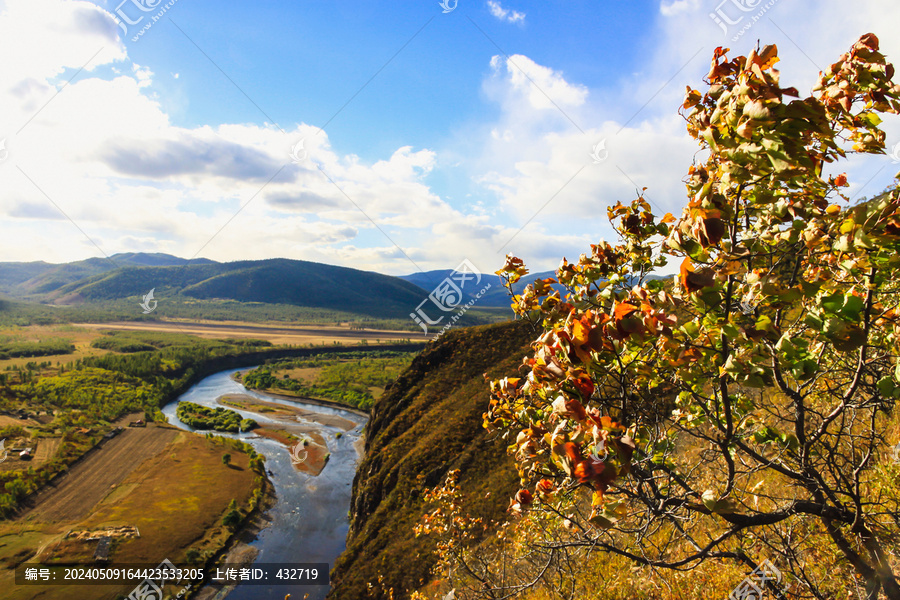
[1,0,899,277]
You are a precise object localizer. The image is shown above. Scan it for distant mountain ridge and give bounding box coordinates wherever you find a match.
[0,253,429,320]
[399,268,561,308]
[0,253,669,322]
[0,253,215,297]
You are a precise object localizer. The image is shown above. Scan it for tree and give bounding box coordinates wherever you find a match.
[486,35,900,599]
[222,504,242,529]
[222,453,231,467]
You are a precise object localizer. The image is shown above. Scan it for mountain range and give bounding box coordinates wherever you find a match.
[0,253,583,320]
[0,253,428,320]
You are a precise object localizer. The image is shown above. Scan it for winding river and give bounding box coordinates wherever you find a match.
[161,367,367,600]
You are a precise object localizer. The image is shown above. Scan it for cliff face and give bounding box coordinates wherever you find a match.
[329,320,534,599]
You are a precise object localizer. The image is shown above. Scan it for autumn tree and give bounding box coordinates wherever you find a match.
[486,35,900,599]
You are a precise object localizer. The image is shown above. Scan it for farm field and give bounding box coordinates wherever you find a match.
[79,320,418,345]
[0,320,421,377]
[0,427,260,600]
[16,425,179,523]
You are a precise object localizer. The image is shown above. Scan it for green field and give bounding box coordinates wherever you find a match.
[240,350,417,410]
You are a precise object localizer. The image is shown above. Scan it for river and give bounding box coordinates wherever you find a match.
[161,367,367,600]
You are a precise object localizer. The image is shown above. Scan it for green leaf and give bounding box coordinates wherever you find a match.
[877,376,897,398]
[840,295,865,321]
[821,293,844,314]
[799,279,822,296]
[779,433,799,451]
[753,426,780,444]
[859,111,882,127]
[681,321,700,339]
[804,313,824,330]
[778,288,802,303]
[755,315,775,332]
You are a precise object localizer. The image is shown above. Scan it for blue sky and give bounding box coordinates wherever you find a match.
[1,0,899,277]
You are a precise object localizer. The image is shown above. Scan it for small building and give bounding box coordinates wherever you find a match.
[19,449,32,460]
[103,427,123,440]
[94,536,111,562]
[128,420,145,428]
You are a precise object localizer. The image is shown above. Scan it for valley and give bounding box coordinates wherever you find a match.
[5,4,899,598]
[0,293,427,600]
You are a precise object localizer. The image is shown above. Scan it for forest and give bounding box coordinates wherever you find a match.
[241,350,416,410]
[176,401,257,433]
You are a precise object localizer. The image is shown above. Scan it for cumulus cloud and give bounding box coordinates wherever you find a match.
[487,1,525,24]
[0,0,472,272]
[488,54,588,111]
[1,0,899,279]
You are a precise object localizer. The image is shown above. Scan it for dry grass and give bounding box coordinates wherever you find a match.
[0,431,259,600]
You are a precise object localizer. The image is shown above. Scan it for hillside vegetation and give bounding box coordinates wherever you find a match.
[328,320,534,599]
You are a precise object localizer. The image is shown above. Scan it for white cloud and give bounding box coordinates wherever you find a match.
[2,0,900,280]
[489,54,588,111]
[0,0,123,85]
[0,0,476,273]
[659,0,701,17]
[132,64,153,88]
[487,1,525,24]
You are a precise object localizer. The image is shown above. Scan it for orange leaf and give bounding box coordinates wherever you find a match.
[574,458,605,483]
[680,257,714,292]
[515,489,533,506]
[613,303,639,321]
[572,319,591,347]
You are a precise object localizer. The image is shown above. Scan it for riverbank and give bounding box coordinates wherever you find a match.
[163,368,368,600]
[190,468,277,600]
[216,394,336,476]
[229,370,371,418]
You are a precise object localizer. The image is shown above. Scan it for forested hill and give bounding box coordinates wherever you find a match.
[0,252,214,296]
[0,253,430,320]
[329,319,534,599]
